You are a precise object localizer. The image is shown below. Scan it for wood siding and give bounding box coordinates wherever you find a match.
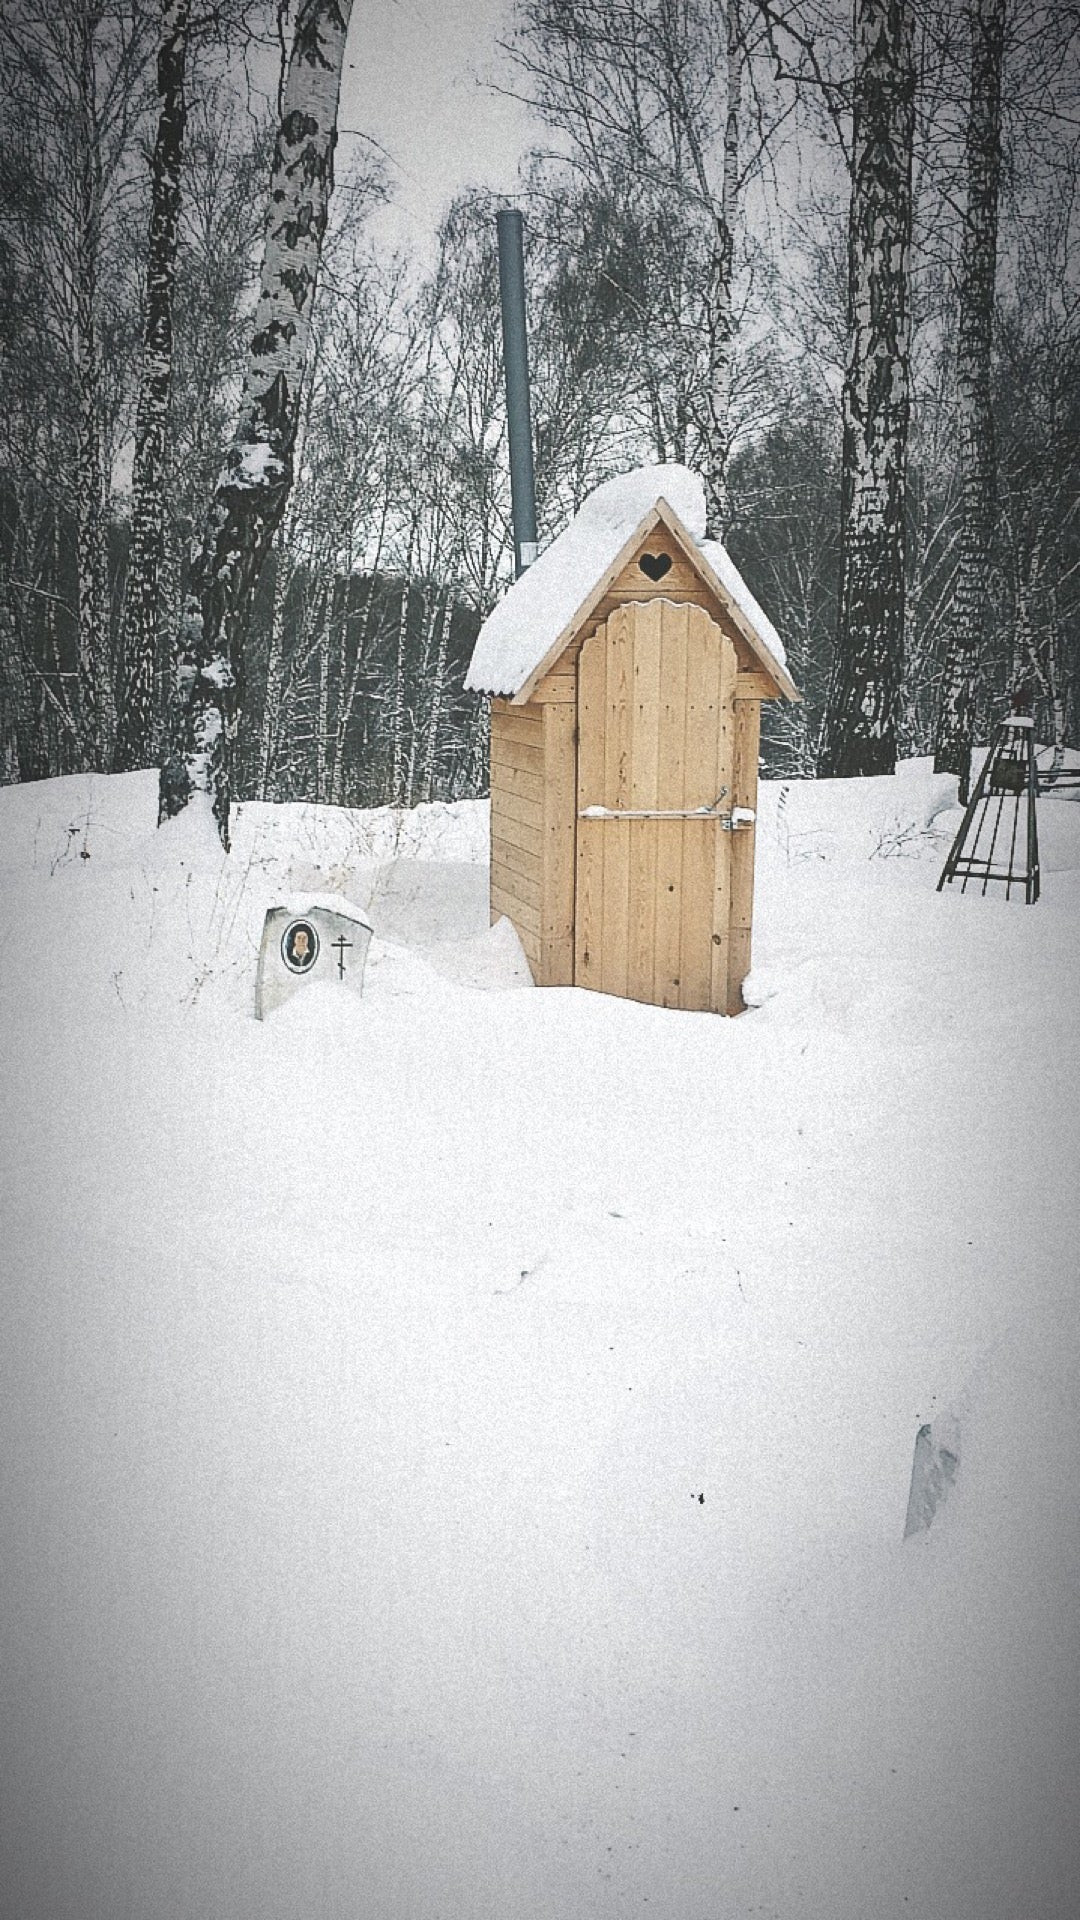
[541,702,576,984]
[489,700,543,969]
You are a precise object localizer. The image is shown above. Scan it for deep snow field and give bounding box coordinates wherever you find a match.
[1,761,1078,1920]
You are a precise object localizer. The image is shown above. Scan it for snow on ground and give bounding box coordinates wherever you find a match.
[0,764,1078,1920]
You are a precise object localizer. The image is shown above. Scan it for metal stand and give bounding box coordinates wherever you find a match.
[937,709,1041,903]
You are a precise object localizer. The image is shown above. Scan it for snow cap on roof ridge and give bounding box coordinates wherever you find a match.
[465,462,788,697]
[465,464,708,697]
[564,462,707,541]
[698,538,787,677]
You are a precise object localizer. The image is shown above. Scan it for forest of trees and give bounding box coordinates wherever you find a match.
[1,0,1077,822]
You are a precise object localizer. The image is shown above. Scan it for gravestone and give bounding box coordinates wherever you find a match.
[255,897,374,1020]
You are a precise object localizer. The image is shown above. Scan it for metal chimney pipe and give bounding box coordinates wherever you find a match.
[496,208,539,577]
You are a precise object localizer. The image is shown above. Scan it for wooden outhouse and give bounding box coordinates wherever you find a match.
[465,480,799,1014]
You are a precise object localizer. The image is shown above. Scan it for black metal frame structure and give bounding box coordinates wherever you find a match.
[937,712,1041,903]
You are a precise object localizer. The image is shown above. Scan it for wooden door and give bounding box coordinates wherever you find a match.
[575,601,737,1011]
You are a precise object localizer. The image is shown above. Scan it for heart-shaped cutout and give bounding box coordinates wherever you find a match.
[638,551,672,581]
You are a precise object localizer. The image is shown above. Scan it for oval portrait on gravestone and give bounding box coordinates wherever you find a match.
[281,918,319,974]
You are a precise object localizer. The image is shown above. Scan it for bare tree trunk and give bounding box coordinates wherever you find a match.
[256,532,290,799]
[1011,547,1035,694]
[819,0,915,778]
[702,3,743,542]
[156,511,182,735]
[1012,533,1065,766]
[404,576,441,805]
[329,529,385,806]
[466,696,489,801]
[74,0,115,769]
[253,312,323,802]
[420,585,454,803]
[933,0,1005,799]
[158,0,354,847]
[1044,582,1067,774]
[390,560,411,808]
[115,0,189,772]
[1,484,51,780]
[314,589,330,802]
[0,583,44,782]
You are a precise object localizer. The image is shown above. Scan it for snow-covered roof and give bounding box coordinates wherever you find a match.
[465,464,795,700]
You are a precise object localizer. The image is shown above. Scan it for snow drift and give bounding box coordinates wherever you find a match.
[1,764,1078,1920]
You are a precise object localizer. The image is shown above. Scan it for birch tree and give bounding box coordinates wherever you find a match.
[158,0,354,847]
[73,0,116,766]
[932,0,1005,799]
[114,0,190,772]
[249,188,397,802]
[1,0,156,770]
[818,0,915,777]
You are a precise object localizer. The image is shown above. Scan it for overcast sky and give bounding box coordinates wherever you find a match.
[338,0,537,254]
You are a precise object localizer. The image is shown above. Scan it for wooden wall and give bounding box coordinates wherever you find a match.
[489,701,544,972]
[489,697,578,985]
[539,701,576,983]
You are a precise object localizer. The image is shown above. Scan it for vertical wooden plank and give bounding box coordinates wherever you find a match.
[653,603,688,1008]
[627,601,662,1004]
[726,927,753,1015]
[490,705,542,933]
[726,698,761,1014]
[542,701,577,985]
[709,634,738,1012]
[679,607,722,1010]
[575,624,607,990]
[600,607,633,998]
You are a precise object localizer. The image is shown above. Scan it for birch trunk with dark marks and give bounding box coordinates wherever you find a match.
[390,562,411,808]
[701,5,742,543]
[115,0,189,773]
[158,0,354,847]
[74,0,115,769]
[255,335,321,801]
[255,532,290,800]
[818,0,914,778]
[933,0,1005,800]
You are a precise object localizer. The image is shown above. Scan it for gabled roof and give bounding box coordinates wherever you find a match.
[465,464,799,703]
